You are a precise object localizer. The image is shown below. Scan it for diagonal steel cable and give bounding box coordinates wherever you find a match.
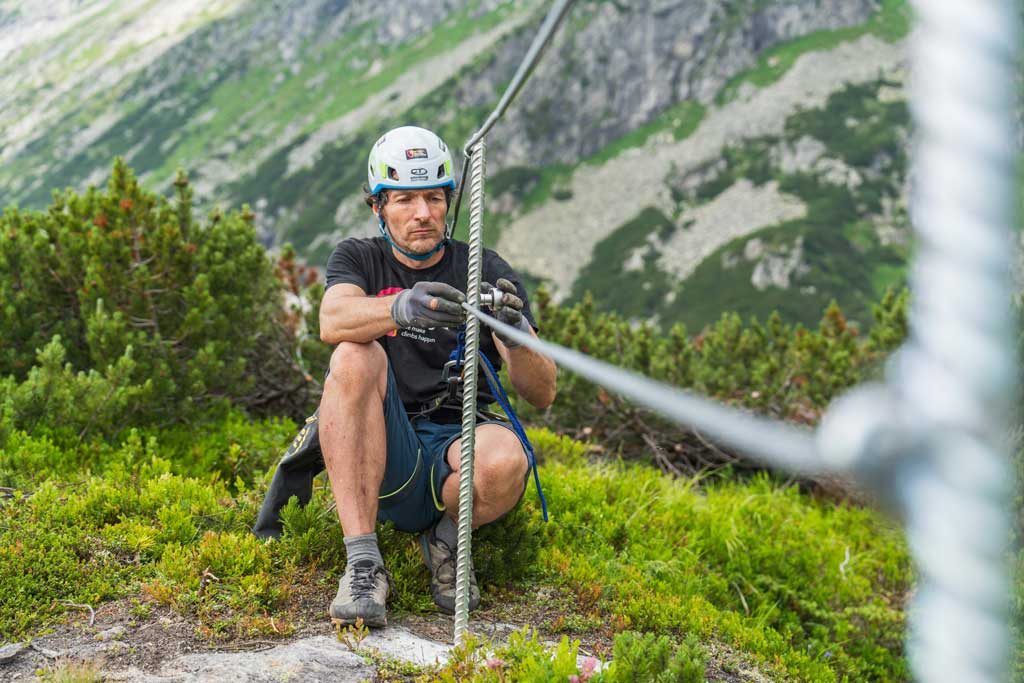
[449,0,576,237]
[461,302,824,475]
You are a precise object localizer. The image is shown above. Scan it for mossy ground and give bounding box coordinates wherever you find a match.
[1,411,918,681]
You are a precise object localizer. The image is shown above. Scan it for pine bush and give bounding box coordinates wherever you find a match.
[0,159,321,442]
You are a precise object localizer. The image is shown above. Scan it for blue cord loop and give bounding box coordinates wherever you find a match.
[448,327,549,521]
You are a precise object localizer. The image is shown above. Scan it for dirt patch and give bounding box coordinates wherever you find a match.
[2,587,774,681]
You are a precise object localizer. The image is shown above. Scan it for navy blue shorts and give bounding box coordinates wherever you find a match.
[376,364,524,533]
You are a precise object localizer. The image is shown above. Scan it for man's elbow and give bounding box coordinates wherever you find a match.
[529,384,557,411]
[319,320,340,345]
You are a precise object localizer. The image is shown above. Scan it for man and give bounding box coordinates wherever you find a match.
[320,125,557,627]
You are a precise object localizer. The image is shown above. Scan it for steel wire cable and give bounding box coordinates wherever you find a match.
[449,0,576,236]
[454,141,487,644]
[895,1,1019,679]
[461,302,824,475]
[449,0,579,643]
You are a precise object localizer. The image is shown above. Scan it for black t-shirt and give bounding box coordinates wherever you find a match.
[325,236,538,415]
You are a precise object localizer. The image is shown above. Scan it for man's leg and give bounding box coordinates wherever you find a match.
[321,340,390,533]
[320,341,391,627]
[440,424,529,525]
[420,423,529,614]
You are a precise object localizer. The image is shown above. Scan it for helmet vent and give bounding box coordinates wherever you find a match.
[387,166,399,181]
[437,164,446,179]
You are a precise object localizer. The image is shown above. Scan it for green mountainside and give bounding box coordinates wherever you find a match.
[4,4,1024,680]
[0,0,913,330]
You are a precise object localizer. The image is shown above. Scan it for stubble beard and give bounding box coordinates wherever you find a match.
[396,221,445,255]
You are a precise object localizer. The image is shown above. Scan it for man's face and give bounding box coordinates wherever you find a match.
[377,188,448,255]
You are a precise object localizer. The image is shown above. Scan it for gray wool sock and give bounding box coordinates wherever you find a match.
[344,532,383,569]
[435,515,459,548]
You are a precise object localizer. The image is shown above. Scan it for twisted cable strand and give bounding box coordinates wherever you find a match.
[899,1,1019,679]
[454,140,487,644]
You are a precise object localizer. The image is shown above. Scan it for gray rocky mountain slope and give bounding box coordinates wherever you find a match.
[1,0,915,328]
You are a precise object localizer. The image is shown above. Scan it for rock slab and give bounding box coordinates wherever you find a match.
[107,636,375,683]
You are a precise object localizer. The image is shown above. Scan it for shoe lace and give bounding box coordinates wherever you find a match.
[433,536,474,586]
[436,539,457,583]
[349,562,379,599]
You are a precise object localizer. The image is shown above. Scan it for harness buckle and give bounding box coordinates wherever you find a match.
[441,358,462,402]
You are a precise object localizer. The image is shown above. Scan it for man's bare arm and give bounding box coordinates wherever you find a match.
[319,283,399,344]
[494,329,557,410]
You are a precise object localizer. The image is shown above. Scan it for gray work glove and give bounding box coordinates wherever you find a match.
[482,278,531,348]
[391,281,466,329]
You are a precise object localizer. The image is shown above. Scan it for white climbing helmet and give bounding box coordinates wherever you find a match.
[367,125,456,196]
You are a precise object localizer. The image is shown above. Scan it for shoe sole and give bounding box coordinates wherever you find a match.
[330,614,387,629]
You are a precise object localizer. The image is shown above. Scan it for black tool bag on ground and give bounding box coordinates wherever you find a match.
[251,411,324,539]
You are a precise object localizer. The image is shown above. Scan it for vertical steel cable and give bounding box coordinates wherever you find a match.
[454,140,486,644]
[897,1,1019,679]
[447,0,577,644]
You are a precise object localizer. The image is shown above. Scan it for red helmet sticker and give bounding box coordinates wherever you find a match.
[405,148,429,160]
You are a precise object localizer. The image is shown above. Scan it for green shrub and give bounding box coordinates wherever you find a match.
[278,493,346,567]
[0,405,296,491]
[431,629,587,683]
[599,631,706,683]
[0,336,150,446]
[0,421,914,679]
[138,409,298,484]
[430,628,704,683]
[0,159,320,442]
[530,435,911,681]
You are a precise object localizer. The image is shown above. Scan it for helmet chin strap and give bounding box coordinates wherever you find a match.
[378,214,449,262]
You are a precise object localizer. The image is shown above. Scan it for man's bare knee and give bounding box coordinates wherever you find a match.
[480,447,528,488]
[325,341,388,399]
[472,430,528,502]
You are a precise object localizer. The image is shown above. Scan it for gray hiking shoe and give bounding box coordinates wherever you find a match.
[329,559,391,628]
[419,522,480,615]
